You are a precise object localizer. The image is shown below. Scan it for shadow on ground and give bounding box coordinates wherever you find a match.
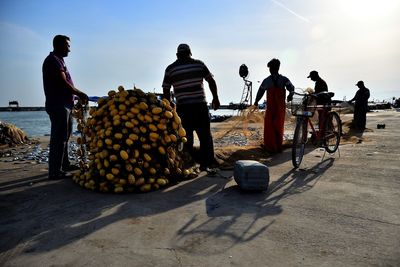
[173,158,335,255]
[0,157,334,257]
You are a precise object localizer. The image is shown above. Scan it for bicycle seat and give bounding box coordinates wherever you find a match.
[314,91,334,104]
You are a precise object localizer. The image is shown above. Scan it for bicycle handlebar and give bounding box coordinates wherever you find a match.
[291,90,334,100]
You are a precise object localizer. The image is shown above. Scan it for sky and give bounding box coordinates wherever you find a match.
[0,0,399,107]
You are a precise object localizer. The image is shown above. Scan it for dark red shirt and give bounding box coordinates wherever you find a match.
[42,52,74,109]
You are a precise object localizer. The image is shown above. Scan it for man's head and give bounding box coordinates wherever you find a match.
[267,58,280,74]
[176,43,192,59]
[356,80,364,88]
[307,70,319,81]
[53,35,70,57]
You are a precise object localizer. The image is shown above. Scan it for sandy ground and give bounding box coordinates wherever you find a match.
[0,110,399,266]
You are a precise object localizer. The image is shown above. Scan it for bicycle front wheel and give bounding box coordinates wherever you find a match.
[292,117,307,168]
[324,111,341,153]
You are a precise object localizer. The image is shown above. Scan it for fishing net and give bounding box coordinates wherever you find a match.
[0,121,28,146]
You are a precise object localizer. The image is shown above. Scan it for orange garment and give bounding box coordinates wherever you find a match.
[264,87,286,153]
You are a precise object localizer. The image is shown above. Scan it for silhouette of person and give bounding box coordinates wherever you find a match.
[307,70,328,94]
[42,35,88,180]
[253,58,294,153]
[162,44,220,171]
[307,70,329,137]
[349,81,370,130]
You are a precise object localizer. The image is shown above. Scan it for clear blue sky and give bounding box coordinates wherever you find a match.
[1,0,399,106]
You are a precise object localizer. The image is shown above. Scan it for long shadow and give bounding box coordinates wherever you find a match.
[174,158,335,254]
[0,171,228,256]
[217,144,316,168]
[0,174,48,192]
[0,157,334,258]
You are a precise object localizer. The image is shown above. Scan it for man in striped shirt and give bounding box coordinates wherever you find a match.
[162,44,220,171]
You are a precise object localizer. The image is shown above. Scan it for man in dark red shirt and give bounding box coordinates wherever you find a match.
[42,35,88,180]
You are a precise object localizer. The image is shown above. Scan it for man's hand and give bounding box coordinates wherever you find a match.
[79,93,89,105]
[211,98,220,111]
[249,104,258,112]
[287,92,294,102]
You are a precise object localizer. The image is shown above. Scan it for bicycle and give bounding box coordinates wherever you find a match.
[290,90,342,168]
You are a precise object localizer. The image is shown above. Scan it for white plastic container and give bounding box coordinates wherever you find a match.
[234,160,269,191]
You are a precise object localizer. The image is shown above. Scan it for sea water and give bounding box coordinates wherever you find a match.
[0,111,52,137]
[0,109,235,137]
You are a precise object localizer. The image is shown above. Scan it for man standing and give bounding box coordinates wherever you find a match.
[349,81,370,130]
[253,58,294,153]
[42,35,88,180]
[307,70,328,94]
[307,70,329,136]
[162,44,220,171]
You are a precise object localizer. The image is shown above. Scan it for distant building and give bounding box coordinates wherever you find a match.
[8,101,19,108]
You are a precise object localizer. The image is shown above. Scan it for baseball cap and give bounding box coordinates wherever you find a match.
[307,70,318,78]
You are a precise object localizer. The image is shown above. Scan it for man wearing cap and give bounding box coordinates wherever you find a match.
[162,44,220,171]
[308,70,329,137]
[349,81,370,130]
[253,58,294,153]
[308,70,328,94]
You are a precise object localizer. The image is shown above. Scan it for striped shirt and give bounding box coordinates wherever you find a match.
[162,58,213,105]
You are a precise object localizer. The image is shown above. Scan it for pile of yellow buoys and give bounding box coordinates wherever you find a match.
[72,86,195,193]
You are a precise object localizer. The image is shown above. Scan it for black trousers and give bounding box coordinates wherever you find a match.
[353,104,367,130]
[176,102,214,168]
[46,106,72,176]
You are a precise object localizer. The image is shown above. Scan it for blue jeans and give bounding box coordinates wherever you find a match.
[46,106,72,176]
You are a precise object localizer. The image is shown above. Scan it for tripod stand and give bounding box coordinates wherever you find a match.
[238,64,252,113]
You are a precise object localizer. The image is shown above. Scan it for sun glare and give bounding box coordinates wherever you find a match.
[339,0,398,21]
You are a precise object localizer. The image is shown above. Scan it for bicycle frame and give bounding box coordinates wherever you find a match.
[309,105,329,141]
[291,90,341,168]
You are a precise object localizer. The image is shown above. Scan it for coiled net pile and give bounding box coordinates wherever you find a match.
[0,121,28,146]
[72,86,196,193]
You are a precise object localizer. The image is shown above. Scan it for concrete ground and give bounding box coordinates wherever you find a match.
[0,111,399,267]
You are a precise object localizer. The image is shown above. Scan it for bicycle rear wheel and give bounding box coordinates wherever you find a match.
[292,117,307,168]
[324,111,341,153]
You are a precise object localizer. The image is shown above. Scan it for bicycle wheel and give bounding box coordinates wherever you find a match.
[292,117,307,168]
[324,111,341,153]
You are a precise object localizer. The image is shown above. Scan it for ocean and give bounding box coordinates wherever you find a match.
[0,109,236,137]
[0,111,52,137]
